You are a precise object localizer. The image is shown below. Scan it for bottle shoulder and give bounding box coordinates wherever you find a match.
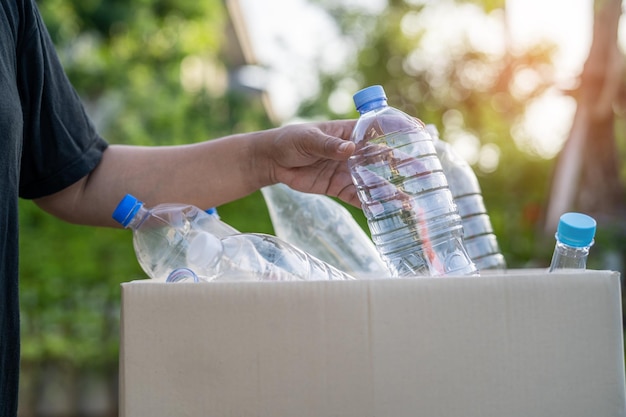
[434,140,482,194]
[351,106,425,146]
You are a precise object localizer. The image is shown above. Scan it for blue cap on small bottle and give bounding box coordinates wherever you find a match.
[556,212,597,248]
[112,194,144,227]
[353,85,387,113]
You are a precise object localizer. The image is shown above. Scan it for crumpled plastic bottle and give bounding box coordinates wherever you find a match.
[262,183,388,276]
[112,194,356,282]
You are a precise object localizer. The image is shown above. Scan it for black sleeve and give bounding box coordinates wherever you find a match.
[17,0,108,199]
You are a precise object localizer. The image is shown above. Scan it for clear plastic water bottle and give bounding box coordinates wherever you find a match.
[348,85,478,277]
[112,194,355,282]
[185,231,355,282]
[426,124,506,271]
[549,212,596,272]
[261,183,389,276]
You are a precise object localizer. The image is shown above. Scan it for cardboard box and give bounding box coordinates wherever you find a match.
[119,270,625,417]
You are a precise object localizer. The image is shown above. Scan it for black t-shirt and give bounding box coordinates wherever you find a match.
[0,0,108,414]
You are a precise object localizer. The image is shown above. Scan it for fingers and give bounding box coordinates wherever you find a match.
[336,140,356,158]
[306,120,356,161]
[268,120,359,203]
[333,178,362,208]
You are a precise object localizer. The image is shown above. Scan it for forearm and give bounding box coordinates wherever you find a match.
[35,133,268,228]
[103,133,269,207]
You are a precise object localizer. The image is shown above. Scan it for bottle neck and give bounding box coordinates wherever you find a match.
[549,240,591,272]
[357,98,388,114]
[125,204,149,230]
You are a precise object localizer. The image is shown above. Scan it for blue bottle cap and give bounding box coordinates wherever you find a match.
[205,207,222,220]
[353,85,387,112]
[112,194,144,227]
[556,212,597,247]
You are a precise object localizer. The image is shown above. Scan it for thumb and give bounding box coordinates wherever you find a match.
[306,129,355,160]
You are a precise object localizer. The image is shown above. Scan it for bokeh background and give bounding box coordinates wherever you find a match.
[17,0,625,415]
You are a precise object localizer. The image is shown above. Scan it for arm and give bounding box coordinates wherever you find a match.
[33,120,358,228]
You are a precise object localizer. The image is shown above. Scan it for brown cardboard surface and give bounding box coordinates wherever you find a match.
[120,270,625,417]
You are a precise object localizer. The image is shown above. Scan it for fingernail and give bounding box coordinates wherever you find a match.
[338,142,350,152]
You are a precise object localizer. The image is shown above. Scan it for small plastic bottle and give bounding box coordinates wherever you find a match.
[348,85,478,277]
[112,194,355,282]
[261,183,388,276]
[549,212,596,272]
[426,124,506,271]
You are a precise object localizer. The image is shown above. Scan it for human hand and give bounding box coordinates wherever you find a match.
[255,120,360,207]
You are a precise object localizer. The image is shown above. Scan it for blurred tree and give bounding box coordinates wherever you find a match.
[19,0,273,394]
[544,0,626,270]
[307,0,626,272]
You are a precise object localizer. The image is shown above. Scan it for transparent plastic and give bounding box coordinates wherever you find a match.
[261,183,388,276]
[112,194,355,282]
[166,267,200,283]
[549,212,596,273]
[549,242,591,271]
[349,86,477,277]
[186,231,355,282]
[426,125,506,271]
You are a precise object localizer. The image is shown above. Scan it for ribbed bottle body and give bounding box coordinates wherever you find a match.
[349,102,477,277]
[430,126,506,271]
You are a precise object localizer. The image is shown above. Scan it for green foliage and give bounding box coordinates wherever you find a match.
[19,199,141,366]
[459,0,505,12]
[20,0,272,367]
